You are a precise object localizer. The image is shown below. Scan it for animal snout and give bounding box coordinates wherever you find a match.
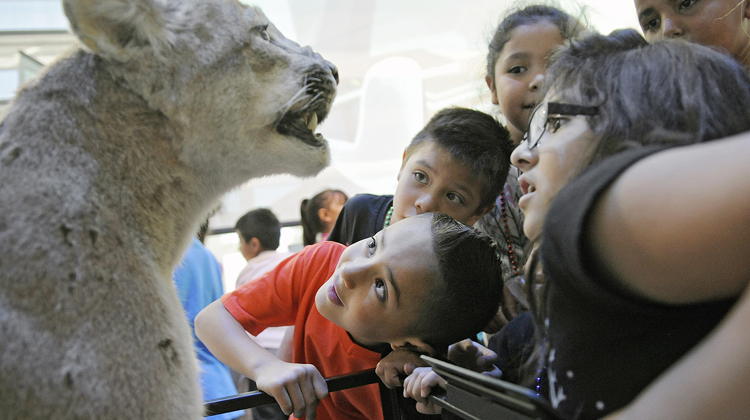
[305,46,339,85]
[326,61,339,85]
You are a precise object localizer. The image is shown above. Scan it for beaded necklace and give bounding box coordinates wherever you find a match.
[500,195,519,277]
[383,206,394,228]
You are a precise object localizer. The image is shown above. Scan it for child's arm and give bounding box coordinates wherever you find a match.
[588,134,750,304]
[195,300,328,419]
[402,367,446,415]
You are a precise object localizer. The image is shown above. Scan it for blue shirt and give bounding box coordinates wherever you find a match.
[173,237,241,420]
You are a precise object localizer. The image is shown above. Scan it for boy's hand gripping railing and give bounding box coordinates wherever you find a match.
[203,368,380,416]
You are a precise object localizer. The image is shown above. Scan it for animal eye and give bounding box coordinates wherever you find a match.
[259,25,271,41]
[375,279,387,301]
[367,237,377,255]
[446,192,464,205]
[413,172,428,184]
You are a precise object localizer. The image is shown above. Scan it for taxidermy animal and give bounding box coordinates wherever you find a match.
[0,0,337,417]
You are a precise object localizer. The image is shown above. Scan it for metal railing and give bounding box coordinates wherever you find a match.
[204,369,379,416]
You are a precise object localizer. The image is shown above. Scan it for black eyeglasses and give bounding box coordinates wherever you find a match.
[525,102,598,149]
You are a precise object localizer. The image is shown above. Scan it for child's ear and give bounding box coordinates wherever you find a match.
[485,76,499,105]
[318,207,333,224]
[465,203,496,226]
[391,339,435,356]
[248,237,263,255]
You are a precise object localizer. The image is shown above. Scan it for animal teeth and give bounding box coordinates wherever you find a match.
[307,113,318,131]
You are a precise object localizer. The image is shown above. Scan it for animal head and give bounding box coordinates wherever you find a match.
[61,0,338,188]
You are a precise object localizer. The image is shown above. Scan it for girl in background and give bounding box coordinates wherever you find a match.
[476,4,587,320]
[300,189,348,246]
[475,4,587,385]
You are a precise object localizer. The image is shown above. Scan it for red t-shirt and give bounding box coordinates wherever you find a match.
[222,242,384,420]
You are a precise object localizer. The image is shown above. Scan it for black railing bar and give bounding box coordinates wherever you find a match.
[204,368,379,416]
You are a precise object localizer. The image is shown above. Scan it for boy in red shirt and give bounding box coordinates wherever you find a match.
[196,212,503,420]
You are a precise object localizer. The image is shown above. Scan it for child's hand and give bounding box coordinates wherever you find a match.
[403,367,446,415]
[376,349,428,388]
[254,361,328,419]
[447,339,498,373]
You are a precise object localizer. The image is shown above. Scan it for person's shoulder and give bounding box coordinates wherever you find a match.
[180,237,218,269]
[337,194,392,221]
[346,193,393,208]
[301,241,346,261]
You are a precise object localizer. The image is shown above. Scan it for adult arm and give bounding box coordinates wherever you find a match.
[195,300,328,419]
[588,133,750,303]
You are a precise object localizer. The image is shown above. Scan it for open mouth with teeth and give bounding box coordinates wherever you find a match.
[275,70,336,148]
[276,109,326,147]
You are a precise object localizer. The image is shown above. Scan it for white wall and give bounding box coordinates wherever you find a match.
[211,0,641,229]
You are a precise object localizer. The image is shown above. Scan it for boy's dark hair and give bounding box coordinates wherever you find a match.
[408,212,504,353]
[543,29,750,166]
[300,189,348,246]
[234,208,281,251]
[405,107,513,208]
[486,4,586,87]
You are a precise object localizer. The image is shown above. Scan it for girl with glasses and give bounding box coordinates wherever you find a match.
[509,29,750,419]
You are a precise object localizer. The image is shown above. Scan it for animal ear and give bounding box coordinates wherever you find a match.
[62,0,173,61]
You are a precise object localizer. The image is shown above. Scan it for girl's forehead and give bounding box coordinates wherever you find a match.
[510,20,563,42]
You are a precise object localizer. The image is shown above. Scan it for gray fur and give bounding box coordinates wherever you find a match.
[0,0,336,418]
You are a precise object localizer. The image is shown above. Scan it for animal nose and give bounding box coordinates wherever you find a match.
[327,61,339,85]
[306,47,339,85]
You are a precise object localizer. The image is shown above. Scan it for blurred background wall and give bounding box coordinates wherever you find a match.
[0,0,640,291]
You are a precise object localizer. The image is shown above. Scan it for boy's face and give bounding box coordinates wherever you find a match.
[315,215,438,354]
[392,141,491,227]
